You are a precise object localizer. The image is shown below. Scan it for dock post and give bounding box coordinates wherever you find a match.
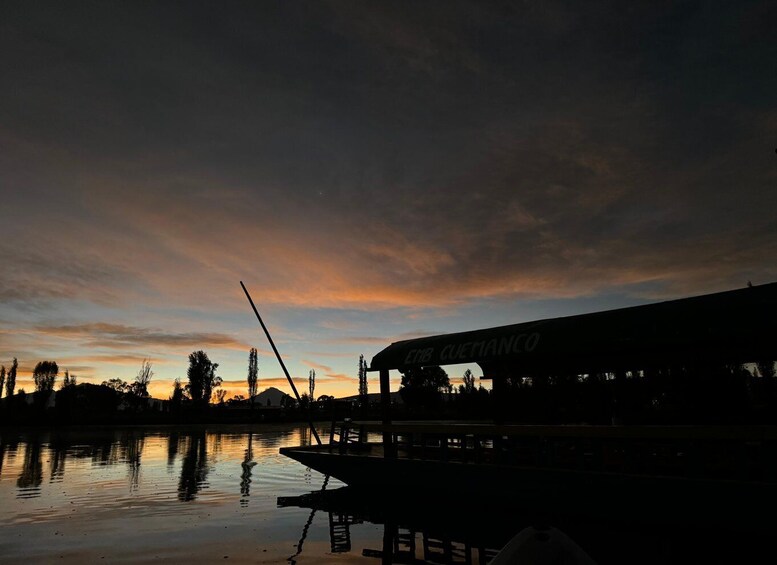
[380,369,395,459]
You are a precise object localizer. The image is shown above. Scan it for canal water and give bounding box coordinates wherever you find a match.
[0,424,771,564]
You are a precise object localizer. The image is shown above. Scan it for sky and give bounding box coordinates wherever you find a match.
[1,1,776,400]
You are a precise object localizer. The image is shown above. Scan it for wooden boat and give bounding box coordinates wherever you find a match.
[282,283,777,527]
[282,421,777,526]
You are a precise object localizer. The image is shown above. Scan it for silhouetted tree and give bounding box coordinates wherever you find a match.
[131,359,153,397]
[247,347,258,399]
[215,389,227,404]
[102,378,129,393]
[309,368,316,399]
[187,350,221,406]
[60,370,77,389]
[358,354,368,402]
[205,371,222,405]
[0,365,5,399]
[399,365,450,408]
[460,369,476,394]
[5,358,17,398]
[32,360,58,392]
[170,378,184,410]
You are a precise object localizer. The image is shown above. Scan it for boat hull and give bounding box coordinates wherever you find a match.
[281,443,777,528]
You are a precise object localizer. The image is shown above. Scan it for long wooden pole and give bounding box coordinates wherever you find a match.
[240,281,322,446]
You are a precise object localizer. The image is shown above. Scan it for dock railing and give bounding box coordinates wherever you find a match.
[328,421,777,482]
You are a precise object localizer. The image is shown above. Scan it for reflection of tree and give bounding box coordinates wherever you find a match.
[17,440,43,496]
[124,432,144,491]
[240,432,256,507]
[0,441,6,478]
[167,431,181,467]
[2,439,20,474]
[178,432,209,501]
[300,425,311,447]
[92,434,121,466]
[211,431,224,458]
[49,438,68,483]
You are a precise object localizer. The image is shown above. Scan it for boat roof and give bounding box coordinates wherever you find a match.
[369,282,777,375]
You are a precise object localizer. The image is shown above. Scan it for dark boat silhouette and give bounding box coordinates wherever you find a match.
[282,283,777,527]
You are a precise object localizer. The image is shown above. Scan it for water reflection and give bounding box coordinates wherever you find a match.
[279,486,502,565]
[0,438,11,476]
[17,440,43,497]
[91,433,122,467]
[49,437,68,483]
[0,427,302,503]
[1,426,774,564]
[287,475,330,564]
[178,432,210,501]
[1,429,216,499]
[167,430,181,467]
[368,525,499,565]
[329,510,360,554]
[240,432,256,507]
[124,431,145,491]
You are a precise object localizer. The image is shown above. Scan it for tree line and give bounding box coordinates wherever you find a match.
[0,348,365,421]
[0,358,18,398]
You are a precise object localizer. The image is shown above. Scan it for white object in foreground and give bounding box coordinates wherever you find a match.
[489,526,597,565]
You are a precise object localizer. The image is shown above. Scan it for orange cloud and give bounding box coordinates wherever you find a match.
[301,359,333,373]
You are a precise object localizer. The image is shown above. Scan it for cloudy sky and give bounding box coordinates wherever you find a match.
[2,1,775,399]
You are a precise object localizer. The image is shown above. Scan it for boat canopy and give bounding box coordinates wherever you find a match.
[369,283,777,376]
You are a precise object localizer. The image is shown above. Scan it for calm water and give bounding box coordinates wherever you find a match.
[0,425,378,563]
[0,425,772,564]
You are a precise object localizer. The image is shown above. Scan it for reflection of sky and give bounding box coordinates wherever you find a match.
[0,426,346,562]
[1,2,775,399]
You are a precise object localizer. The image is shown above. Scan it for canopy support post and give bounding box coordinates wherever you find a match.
[379,369,394,459]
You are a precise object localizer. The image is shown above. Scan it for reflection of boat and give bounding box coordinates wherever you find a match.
[278,486,507,563]
[282,420,777,525]
[278,483,777,564]
[281,284,777,527]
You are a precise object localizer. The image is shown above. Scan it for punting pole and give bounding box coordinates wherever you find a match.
[240,281,322,446]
